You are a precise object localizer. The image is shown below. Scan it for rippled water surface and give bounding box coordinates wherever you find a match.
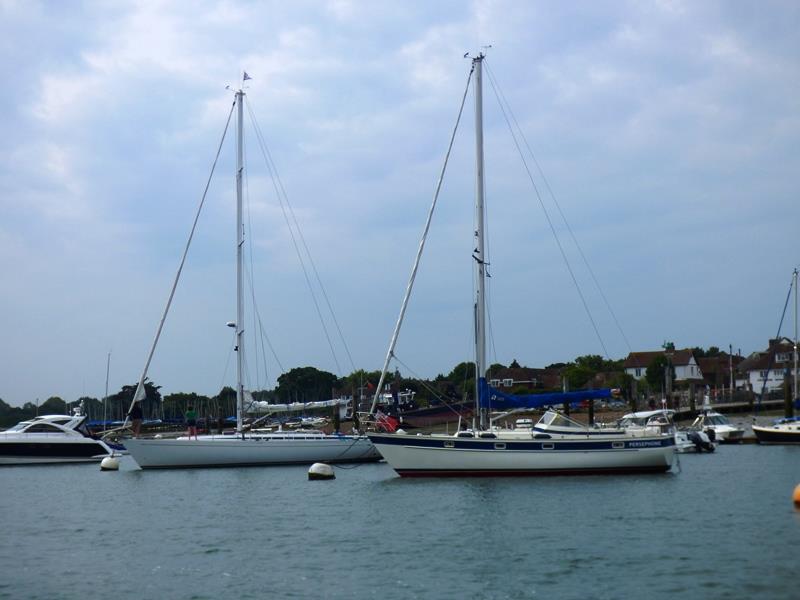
[1,445,798,599]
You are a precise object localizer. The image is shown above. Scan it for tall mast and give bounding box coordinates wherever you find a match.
[794,268,798,404]
[473,54,488,430]
[235,89,245,434]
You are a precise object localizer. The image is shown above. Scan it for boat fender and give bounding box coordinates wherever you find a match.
[793,484,800,508]
[100,456,120,471]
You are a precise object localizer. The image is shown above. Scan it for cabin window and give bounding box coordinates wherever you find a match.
[542,443,555,450]
[444,441,455,448]
[612,442,625,449]
[494,443,506,450]
[25,423,62,433]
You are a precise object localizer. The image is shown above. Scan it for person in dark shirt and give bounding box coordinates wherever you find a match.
[128,403,143,438]
[185,405,198,440]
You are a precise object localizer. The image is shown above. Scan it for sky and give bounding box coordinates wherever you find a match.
[0,0,798,407]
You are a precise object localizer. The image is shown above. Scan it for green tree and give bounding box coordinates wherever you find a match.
[163,392,212,420]
[107,379,162,421]
[562,363,595,389]
[645,355,670,389]
[39,396,67,414]
[275,366,338,403]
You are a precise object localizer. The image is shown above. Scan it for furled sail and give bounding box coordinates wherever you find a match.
[247,398,349,414]
[478,378,614,411]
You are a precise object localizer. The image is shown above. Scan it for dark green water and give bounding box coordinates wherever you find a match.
[1,445,798,599]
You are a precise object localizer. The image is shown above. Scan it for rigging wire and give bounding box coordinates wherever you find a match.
[392,354,473,418]
[482,59,610,359]
[245,101,355,374]
[369,62,476,414]
[755,271,795,413]
[486,62,632,353]
[124,98,236,424]
[241,122,273,392]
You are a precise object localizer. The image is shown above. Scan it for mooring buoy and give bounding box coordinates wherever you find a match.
[308,462,335,480]
[100,456,120,471]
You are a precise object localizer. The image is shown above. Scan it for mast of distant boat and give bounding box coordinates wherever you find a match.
[103,351,110,433]
[794,268,798,405]
[235,86,246,436]
[473,53,488,431]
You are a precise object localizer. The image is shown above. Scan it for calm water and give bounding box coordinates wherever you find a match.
[1,445,798,600]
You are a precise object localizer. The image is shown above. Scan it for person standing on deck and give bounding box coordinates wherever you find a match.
[185,405,198,440]
[128,402,143,438]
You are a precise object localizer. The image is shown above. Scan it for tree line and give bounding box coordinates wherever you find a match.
[0,347,726,427]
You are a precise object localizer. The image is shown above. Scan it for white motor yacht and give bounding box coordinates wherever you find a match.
[0,413,116,465]
[691,409,745,443]
[618,410,715,453]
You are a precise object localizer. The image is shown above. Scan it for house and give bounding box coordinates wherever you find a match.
[737,338,798,395]
[623,349,704,382]
[696,353,746,390]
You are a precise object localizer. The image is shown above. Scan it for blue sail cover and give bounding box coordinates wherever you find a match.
[478,377,614,410]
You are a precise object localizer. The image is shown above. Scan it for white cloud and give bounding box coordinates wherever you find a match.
[0,0,798,405]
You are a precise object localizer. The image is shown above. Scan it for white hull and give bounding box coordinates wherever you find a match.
[368,432,675,477]
[707,426,744,443]
[124,433,380,469]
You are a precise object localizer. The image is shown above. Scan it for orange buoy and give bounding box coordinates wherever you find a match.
[794,484,800,508]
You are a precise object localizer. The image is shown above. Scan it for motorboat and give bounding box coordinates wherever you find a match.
[617,410,715,453]
[752,417,800,444]
[691,409,745,443]
[0,413,116,465]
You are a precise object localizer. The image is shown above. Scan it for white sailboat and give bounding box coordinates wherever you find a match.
[752,267,800,444]
[123,80,379,469]
[367,54,676,476]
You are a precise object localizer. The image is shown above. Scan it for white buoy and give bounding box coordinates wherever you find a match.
[100,456,120,471]
[308,462,335,480]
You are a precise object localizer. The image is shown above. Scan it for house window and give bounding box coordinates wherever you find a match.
[489,379,500,387]
[776,353,790,363]
[759,370,768,379]
[635,368,641,377]
[502,379,513,387]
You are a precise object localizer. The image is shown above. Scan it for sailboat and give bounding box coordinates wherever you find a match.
[122,80,380,469]
[367,54,676,476]
[752,267,800,444]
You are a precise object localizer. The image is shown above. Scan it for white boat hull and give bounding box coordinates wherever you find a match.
[368,432,675,477]
[124,434,380,469]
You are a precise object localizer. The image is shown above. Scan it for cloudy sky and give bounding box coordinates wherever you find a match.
[1,0,798,406]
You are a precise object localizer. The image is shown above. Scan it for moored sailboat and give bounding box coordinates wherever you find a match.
[367,54,675,476]
[123,79,379,469]
[753,267,800,444]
